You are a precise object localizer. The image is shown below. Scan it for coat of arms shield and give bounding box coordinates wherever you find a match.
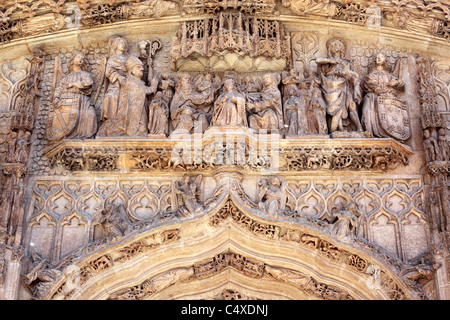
[377,95,411,141]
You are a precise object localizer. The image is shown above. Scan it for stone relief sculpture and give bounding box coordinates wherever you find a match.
[283,85,308,137]
[257,177,286,219]
[247,73,283,133]
[118,56,157,137]
[174,175,203,217]
[306,72,328,136]
[211,78,247,127]
[361,53,409,141]
[317,38,364,135]
[328,203,363,241]
[169,73,221,134]
[100,35,129,123]
[423,129,440,162]
[170,74,207,134]
[92,203,133,242]
[148,91,169,136]
[281,68,302,104]
[46,51,97,141]
[6,130,31,164]
[24,253,63,299]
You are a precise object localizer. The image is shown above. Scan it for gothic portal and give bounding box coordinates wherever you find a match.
[0,0,449,300]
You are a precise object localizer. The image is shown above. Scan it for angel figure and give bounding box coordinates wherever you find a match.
[92,203,133,242]
[329,203,363,241]
[257,177,286,218]
[361,53,407,140]
[99,36,129,122]
[174,175,203,217]
[46,50,97,141]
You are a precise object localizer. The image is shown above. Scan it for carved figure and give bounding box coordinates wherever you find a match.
[283,86,308,136]
[100,36,129,122]
[329,203,362,240]
[247,73,283,133]
[98,56,157,137]
[423,129,439,162]
[158,72,175,105]
[170,74,212,134]
[241,76,262,95]
[47,51,97,141]
[281,68,301,103]
[94,203,133,241]
[437,128,449,161]
[148,91,169,136]
[317,38,363,133]
[175,175,203,217]
[24,253,63,299]
[211,78,247,127]
[265,265,311,287]
[6,130,31,164]
[306,73,328,135]
[257,177,285,218]
[361,53,408,140]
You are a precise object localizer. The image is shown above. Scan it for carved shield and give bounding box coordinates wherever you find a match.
[377,96,411,141]
[47,97,80,141]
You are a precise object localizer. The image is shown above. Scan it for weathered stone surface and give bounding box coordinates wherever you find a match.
[0,0,448,301]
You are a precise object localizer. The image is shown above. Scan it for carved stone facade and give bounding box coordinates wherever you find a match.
[0,0,449,301]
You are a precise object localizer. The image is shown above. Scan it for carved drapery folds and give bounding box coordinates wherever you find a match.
[0,0,445,301]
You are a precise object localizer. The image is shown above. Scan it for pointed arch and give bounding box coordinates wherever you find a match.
[40,197,419,300]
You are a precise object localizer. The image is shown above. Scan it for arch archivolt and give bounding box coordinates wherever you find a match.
[42,196,416,300]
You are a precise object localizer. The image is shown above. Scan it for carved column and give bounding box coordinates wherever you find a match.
[0,49,45,300]
[416,56,450,299]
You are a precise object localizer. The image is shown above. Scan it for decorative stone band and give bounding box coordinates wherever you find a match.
[42,136,412,174]
[0,0,449,44]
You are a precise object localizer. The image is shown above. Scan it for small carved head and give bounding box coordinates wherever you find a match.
[327,38,346,59]
[125,56,144,78]
[268,177,281,187]
[181,174,191,184]
[109,35,128,56]
[375,53,386,66]
[68,51,89,72]
[223,78,235,91]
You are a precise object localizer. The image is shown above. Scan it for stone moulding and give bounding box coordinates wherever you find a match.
[34,195,418,300]
[0,0,449,45]
[41,135,412,174]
